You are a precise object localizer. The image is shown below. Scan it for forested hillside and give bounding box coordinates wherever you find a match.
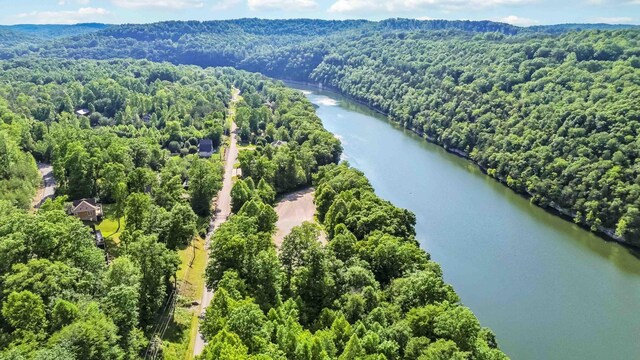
[1,23,109,39]
[0,53,508,358]
[0,59,237,359]
[0,58,338,359]
[12,18,640,245]
[202,163,507,359]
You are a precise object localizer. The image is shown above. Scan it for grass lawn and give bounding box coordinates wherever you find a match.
[237,143,255,151]
[95,204,125,258]
[161,236,208,360]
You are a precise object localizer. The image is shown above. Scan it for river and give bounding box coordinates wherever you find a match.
[288,82,640,360]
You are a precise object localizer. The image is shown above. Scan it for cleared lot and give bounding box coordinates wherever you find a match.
[273,187,327,248]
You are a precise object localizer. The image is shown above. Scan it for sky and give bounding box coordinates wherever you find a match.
[0,0,639,26]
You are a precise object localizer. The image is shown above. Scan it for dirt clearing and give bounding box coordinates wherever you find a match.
[273,187,327,248]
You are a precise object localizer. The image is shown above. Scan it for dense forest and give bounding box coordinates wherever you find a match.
[0,58,339,358]
[204,85,505,358]
[0,52,507,358]
[202,164,507,359]
[0,59,232,212]
[0,59,238,359]
[9,18,640,245]
[2,17,640,359]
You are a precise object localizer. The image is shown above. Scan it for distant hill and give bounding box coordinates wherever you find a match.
[0,23,110,39]
[530,23,639,33]
[0,28,32,48]
[1,19,635,47]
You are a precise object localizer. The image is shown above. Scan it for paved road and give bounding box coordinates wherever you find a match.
[32,163,56,209]
[193,90,239,358]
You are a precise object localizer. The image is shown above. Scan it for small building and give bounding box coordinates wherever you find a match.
[271,140,288,147]
[198,139,214,158]
[75,109,90,116]
[69,198,103,222]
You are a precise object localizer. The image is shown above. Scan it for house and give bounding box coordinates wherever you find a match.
[271,140,288,147]
[198,139,214,158]
[75,109,90,116]
[69,198,103,222]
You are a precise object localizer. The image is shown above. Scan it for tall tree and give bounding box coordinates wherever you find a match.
[188,159,221,216]
[124,193,151,233]
[63,142,94,199]
[126,234,179,325]
[164,203,197,249]
[1,290,47,334]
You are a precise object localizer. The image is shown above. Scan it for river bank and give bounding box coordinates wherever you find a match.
[281,79,634,249]
[294,83,640,360]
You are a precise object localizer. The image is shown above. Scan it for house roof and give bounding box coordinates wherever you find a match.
[199,139,213,153]
[71,198,99,213]
[271,140,288,147]
[72,198,97,207]
[76,109,90,116]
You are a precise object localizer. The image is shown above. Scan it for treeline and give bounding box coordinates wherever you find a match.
[0,19,535,65]
[15,19,640,245]
[202,164,507,359]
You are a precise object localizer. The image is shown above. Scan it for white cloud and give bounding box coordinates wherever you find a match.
[590,16,635,23]
[212,0,242,10]
[58,0,91,5]
[10,7,109,25]
[111,0,204,9]
[328,0,532,13]
[497,15,539,26]
[248,0,318,11]
[590,0,640,4]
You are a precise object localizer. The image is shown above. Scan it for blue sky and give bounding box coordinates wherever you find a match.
[1,0,639,26]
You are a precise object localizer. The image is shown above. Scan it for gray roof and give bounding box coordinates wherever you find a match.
[199,139,213,153]
[72,198,98,208]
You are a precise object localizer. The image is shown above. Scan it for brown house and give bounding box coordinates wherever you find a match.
[69,198,103,222]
